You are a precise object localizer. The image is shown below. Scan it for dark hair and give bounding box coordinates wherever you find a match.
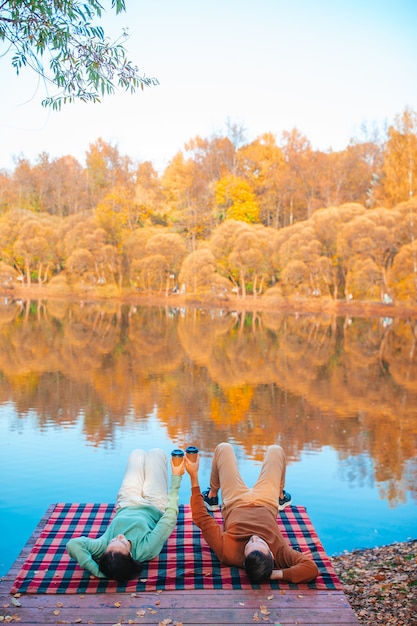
[244,550,274,583]
[98,551,143,583]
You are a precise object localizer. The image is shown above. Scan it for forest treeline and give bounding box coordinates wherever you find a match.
[1,108,417,303]
[0,302,415,505]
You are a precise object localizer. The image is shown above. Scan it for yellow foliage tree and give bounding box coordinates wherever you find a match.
[237,133,288,227]
[162,150,214,245]
[215,175,260,223]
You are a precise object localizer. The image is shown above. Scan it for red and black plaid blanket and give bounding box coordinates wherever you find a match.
[10,503,341,594]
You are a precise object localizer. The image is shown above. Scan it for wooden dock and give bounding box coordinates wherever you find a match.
[0,507,360,625]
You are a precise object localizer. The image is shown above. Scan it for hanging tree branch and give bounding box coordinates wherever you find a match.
[0,0,158,109]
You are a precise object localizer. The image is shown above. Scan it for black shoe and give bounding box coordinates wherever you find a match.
[202,488,220,511]
[279,490,292,511]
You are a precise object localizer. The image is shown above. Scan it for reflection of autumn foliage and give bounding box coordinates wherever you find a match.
[0,301,416,504]
[176,308,234,366]
[383,320,417,394]
[210,385,254,427]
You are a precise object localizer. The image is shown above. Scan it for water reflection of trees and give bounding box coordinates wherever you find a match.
[0,300,416,504]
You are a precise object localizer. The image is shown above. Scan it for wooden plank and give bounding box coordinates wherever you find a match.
[0,598,361,625]
[0,507,360,625]
[3,589,353,609]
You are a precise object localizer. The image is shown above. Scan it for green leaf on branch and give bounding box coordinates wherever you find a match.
[0,0,158,107]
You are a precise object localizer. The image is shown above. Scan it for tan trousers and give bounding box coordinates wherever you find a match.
[209,442,286,516]
[115,448,168,512]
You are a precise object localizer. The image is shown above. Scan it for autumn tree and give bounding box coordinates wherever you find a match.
[183,134,236,239]
[345,257,384,301]
[0,0,157,108]
[65,247,95,283]
[376,108,417,206]
[161,151,199,242]
[133,232,187,295]
[85,138,134,208]
[337,208,399,299]
[95,185,134,247]
[317,143,379,209]
[124,226,156,287]
[207,220,274,297]
[237,133,288,228]
[391,200,417,301]
[388,242,417,303]
[276,223,326,297]
[178,247,229,295]
[310,204,366,299]
[209,219,250,293]
[134,161,167,227]
[58,212,113,285]
[44,155,89,216]
[0,208,31,277]
[162,134,236,245]
[12,213,60,284]
[10,156,45,212]
[10,153,89,216]
[279,128,318,220]
[227,226,276,297]
[0,170,13,215]
[214,175,260,223]
[395,200,417,249]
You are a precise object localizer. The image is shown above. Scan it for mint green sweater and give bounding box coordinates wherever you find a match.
[66,475,182,578]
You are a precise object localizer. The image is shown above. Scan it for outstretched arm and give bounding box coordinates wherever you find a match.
[185,455,225,558]
[185,454,200,490]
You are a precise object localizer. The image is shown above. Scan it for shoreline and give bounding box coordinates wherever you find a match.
[2,285,417,319]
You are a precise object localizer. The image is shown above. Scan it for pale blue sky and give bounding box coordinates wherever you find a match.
[0,0,416,171]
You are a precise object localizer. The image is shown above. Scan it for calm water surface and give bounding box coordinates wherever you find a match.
[0,300,416,576]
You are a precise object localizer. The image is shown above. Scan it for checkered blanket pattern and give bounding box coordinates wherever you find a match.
[10,503,341,594]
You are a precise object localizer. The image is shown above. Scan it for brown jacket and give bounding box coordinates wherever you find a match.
[190,487,319,583]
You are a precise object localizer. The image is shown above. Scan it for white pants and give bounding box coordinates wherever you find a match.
[115,448,168,513]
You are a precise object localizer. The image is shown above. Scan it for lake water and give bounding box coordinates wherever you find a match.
[0,299,416,576]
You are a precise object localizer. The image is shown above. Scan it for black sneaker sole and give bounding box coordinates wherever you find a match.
[204,500,220,512]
